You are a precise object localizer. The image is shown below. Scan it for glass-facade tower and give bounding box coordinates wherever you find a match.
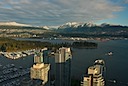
[55,47,72,86]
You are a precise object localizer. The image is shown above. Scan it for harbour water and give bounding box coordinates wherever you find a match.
[0,38,128,86]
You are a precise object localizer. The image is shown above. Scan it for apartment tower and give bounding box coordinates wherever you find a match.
[30,49,50,85]
[55,47,72,86]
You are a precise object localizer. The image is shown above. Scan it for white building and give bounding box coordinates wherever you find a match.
[81,60,105,86]
[30,63,50,85]
[30,49,50,85]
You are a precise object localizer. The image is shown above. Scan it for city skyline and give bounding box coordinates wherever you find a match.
[0,0,127,26]
[0,38,127,85]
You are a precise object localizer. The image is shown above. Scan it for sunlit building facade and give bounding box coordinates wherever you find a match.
[55,47,72,86]
[81,60,105,86]
[30,50,50,85]
[34,52,43,63]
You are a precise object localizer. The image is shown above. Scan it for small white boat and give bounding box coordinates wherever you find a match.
[105,52,113,56]
[94,59,105,65]
[108,52,113,56]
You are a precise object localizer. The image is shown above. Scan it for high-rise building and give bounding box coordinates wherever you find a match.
[82,74,93,86]
[81,60,105,86]
[30,49,50,85]
[43,49,50,64]
[31,63,50,85]
[34,48,49,64]
[55,47,72,86]
[34,52,43,63]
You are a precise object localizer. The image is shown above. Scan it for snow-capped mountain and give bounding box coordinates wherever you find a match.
[58,22,83,29]
[58,22,125,30]
[42,26,50,29]
[0,22,31,26]
[56,22,128,34]
[40,26,59,30]
[83,22,97,27]
[58,22,98,29]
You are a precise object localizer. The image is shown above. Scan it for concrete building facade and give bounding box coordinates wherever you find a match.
[81,60,105,86]
[30,50,50,85]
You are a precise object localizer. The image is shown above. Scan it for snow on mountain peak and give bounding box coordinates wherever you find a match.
[59,22,82,29]
[42,26,50,29]
[84,22,96,27]
[0,22,31,26]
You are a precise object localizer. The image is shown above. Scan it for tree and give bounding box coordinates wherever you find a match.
[1,45,6,52]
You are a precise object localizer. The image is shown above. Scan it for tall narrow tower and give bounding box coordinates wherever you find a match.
[30,49,50,85]
[55,47,72,86]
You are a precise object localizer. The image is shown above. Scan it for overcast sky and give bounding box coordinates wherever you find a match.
[0,0,128,26]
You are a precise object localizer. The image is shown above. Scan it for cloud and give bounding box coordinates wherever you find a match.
[0,0,124,26]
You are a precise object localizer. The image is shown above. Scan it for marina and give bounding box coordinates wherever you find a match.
[0,48,47,60]
[2,79,20,86]
[0,64,30,86]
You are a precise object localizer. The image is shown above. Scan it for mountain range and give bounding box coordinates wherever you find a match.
[55,22,128,36]
[0,22,31,27]
[58,22,127,30]
[0,22,128,37]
